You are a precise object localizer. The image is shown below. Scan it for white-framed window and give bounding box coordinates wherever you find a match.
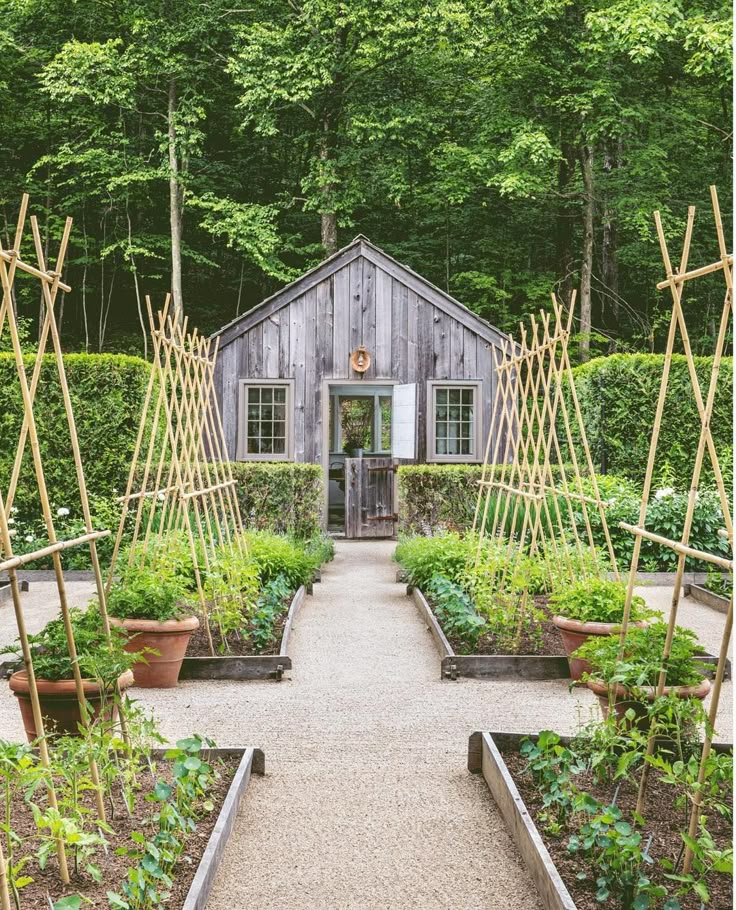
[237,380,294,461]
[427,380,482,463]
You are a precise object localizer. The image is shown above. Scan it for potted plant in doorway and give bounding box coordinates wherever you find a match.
[2,606,135,741]
[108,562,199,688]
[342,400,371,457]
[550,578,655,680]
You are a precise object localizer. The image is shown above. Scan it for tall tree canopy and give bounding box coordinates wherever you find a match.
[0,0,730,356]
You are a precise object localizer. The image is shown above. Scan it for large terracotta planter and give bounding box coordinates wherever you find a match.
[552,615,648,681]
[587,677,711,728]
[111,615,199,688]
[9,669,134,742]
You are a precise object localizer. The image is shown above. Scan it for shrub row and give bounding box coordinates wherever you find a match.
[397,466,729,572]
[0,353,150,516]
[569,353,733,488]
[228,462,323,538]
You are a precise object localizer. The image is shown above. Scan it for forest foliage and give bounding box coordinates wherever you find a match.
[0,0,731,355]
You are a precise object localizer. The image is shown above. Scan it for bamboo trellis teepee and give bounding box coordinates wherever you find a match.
[0,195,122,898]
[613,186,733,873]
[472,295,619,610]
[106,297,246,656]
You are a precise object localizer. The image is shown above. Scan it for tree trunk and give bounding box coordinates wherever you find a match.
[601,141,619,352]
[579,144,594,362]
[319,127,338,255]
[168,79,184,323]
[555,143,577,309]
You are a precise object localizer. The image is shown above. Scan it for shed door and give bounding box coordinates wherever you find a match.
[391,383,416,459]
[345,457,397,538]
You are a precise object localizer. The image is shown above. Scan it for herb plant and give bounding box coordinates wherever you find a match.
[107,563,190,622]
[0,606,135,682]
[550,579,653,625]
[576,623,706,689]
[424,574,487,652]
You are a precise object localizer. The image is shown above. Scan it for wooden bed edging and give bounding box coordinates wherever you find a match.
[179,586,306,681]
[468,731,575,910]
[685,583,731,615]
[171,746,264,910]
[411,586,570,681]
[411,587,729,681]
[467,731,732,910]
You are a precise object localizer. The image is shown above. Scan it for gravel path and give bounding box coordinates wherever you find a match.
[0,546,731,908]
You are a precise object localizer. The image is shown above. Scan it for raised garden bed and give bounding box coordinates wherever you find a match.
[411,587,730,682]
[468,731,733,910]
[412,586,585,681]
[12,745,264,910]
[179,585,306,681]
[685,582,730,614]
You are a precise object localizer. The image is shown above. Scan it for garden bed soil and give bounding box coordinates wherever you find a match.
[412,586,571,680]
[412,587,729,682]
[187,611,288,657]
[469,732,733,910]
[9,747,262,909]
[424,588,565,656]
[178,585,305,680]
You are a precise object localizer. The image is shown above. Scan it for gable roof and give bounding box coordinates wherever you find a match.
[213,236,508,350]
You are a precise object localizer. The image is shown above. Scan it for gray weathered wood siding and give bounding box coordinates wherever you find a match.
[215,252,502,465]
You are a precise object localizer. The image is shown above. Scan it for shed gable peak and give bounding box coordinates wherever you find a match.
[213,236,505,349]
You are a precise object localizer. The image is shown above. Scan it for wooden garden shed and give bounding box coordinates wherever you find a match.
[212,236,508,537]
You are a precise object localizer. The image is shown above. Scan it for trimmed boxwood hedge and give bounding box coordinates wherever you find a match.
[398,464,483,534]
[0,353,150,516]
[569,354,733,488]
[228,462,323,538]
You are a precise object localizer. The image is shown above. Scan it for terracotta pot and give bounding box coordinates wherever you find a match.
[9,669,134,743]
[586,677,711,728]
[111,615,199,688]
[552,615,649,681]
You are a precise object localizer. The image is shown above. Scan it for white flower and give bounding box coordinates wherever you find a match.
[7,517,14,525]
[7,528,16,538]
[158,492,165,501]
[24,534,33,542]
[654,487,674,499]
[10,506,17,514]
[607,497,616,505]
[57,507,70,517]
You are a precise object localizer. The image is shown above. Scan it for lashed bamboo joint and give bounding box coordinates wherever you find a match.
[471,293,620,651]
[107,297,246,659]
[0,194,125,888]
[613,186,732,876]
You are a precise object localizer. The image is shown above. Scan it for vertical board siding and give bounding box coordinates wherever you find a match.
[247,322,263,379]
[215,253,506,467]
[361,258,377,378]
[289,294,306,461]
[263,315,279,377]
[348,258,362,358]
[303,288,318,462]
[332,265,350,379]
[220,343,238,459]
[375,267,392,377]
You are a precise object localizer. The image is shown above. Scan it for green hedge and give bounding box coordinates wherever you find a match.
[398,465,483,533]
[228,462,323,538]
[0,353,150,516]
[569,354,733,488]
